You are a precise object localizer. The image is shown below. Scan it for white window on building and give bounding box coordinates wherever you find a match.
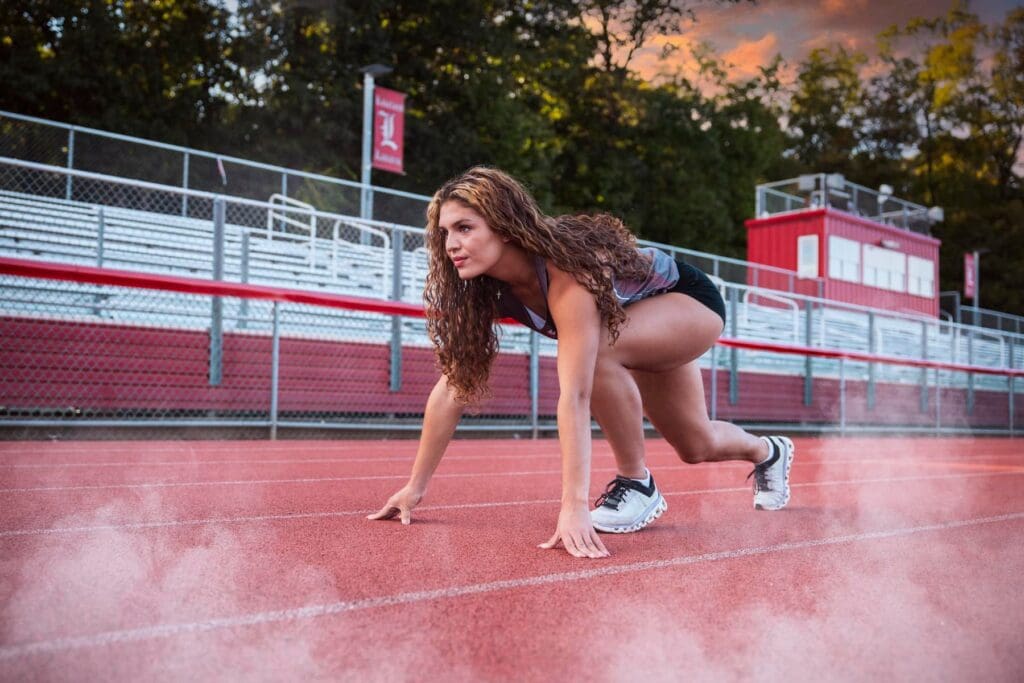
[863,244,907,292]
[907,255,935,297]
[828,236,860,282]
[797,234,819,278]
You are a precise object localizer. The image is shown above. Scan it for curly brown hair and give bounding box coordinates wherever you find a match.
[425,167,651,405]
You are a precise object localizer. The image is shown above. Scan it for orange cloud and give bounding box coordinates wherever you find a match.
[723,34,780,80]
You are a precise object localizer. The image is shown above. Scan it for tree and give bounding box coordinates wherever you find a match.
[0,0,232,144]
[863,1,1023,315]
[786,45,867,176]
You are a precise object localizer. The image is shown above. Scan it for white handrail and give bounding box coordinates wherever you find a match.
[267,194,318,270]
[741,289,799,342]
[970,329,1008,368]
[266,194,316,243]
[331,218,391,297]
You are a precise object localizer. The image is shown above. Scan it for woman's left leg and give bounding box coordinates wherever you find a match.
[631,360,765,465]
[633,358,794,511]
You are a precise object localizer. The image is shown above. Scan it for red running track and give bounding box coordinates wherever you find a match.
[1,437,1023,681]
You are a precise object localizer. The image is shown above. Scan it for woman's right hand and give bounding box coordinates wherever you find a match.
[366,485,423,525]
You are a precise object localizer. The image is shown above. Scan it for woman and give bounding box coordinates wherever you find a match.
[368,167,793,559]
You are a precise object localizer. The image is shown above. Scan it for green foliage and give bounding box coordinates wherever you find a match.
[0,0,232,143]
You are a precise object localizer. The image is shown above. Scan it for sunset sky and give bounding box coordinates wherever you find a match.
[629,0,1021,85]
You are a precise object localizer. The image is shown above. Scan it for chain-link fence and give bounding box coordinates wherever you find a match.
[0,110,431,228]
[1,152,1021,434]
[1,260,1020,434]
[0,267,544,431]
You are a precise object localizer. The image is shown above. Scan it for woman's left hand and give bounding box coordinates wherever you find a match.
[539,504,610,558]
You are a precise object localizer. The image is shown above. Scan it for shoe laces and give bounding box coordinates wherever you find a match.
[595,477,632,510]
[747,463,771,493]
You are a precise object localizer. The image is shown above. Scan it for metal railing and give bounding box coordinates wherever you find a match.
[756,174,940,235]
[1,256,1018,436]
[0,109,433,227]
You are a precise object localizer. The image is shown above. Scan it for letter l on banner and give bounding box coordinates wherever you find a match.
[372,87,406,174]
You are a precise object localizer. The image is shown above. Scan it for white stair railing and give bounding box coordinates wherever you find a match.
[266,194,317,268]
[741,289,800,342]
[330,218,391,297]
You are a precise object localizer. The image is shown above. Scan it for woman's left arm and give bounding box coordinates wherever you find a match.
[537,267,610,559]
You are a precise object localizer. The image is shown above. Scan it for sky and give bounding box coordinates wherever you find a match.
[629,0,1021,85]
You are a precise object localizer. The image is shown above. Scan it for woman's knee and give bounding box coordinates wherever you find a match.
[592,346,626,385]
[670,429,717,464]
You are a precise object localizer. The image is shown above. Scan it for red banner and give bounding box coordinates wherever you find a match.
[372,87,406,174]
[964,252,975,299]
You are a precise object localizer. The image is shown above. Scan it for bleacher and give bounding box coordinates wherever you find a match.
[1,175,1019,392]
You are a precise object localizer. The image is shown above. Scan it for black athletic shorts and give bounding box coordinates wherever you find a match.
[669,260,727,325]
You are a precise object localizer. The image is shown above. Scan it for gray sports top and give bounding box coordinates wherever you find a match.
[496,246,679,339]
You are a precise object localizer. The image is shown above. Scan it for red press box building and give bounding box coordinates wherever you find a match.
[745,174,943,317]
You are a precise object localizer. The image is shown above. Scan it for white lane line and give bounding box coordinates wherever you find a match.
[4,457,1022,494]
[0,443,553,458]
[3,470,1021,538]
[3,454,1020,469]
[2,461,1020,494]
[0,469,570,493]
[0,454,563,468]
[2,510,1022,661]
[1,441,1018,461]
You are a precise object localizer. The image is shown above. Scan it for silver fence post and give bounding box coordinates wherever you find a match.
[182,152,190,216]
[270,301,280,440]
[239,231,250,329]
[710,344,718,421]
[839,356,846,436]
[867,312,876,410]
[389,228,404,391]
[1009,336,1016,436]
[96,207,106,267]
[729,287,739,405]
[935,366,942,435]
[804,302,814,406]
[65,128,75,200]
[281,172,288,198]
[919,321,929,412]
[1010,373,1016,437]
[530,331,540,439]
[967,328,975,415]
[209,197,225,386]
[92,207,106,316]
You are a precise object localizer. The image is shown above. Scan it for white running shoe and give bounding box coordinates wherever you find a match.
[591,473,668,533]
[749,436,794,510]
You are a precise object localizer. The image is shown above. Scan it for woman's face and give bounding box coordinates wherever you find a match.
[437,200,507,280]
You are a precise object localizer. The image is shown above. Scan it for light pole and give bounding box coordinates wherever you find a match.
[359,63,393,222]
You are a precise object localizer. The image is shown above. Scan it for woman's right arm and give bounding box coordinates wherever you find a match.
[366,375,464,524]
